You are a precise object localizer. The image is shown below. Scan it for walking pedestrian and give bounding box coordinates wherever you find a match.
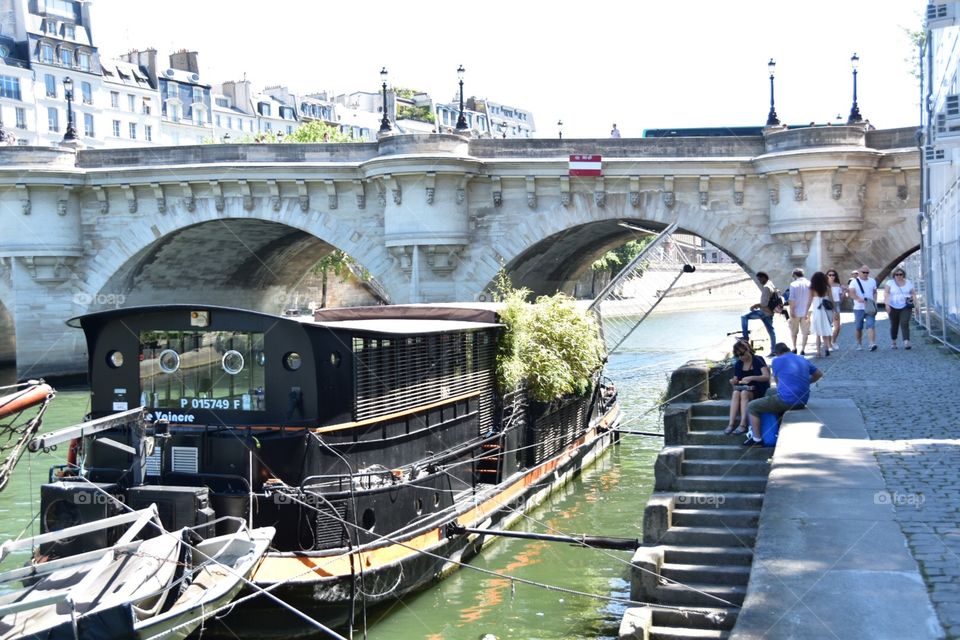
[740,272,778,355]
[788,269,811,355]
[849,265,878,351]
[807,271,834,357]
[826,269,845,348]
[884,267,916,349]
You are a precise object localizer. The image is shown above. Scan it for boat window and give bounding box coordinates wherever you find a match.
[283,352,302,371]
[106,350,124,368]
[139,330,266,412]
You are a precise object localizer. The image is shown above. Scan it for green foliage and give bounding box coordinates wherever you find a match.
[311,250,364,280]
[394,87,417,100]
[285,120,355,143]
[397,105,436,124]
[493,273,605,402]
[592,238,650,274]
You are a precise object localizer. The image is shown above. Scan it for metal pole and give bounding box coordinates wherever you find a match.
[848,53,863,124]
[379,67,391,133]
[455,65,467,131]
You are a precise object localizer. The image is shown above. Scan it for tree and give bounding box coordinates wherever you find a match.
[311,250,360,308]
[284,120,356,143]
[590,238,652,296]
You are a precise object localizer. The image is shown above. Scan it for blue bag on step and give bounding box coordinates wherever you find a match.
[760,413,779,447]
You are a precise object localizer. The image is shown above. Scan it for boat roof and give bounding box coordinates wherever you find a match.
[309,318,501,335]
[66,303,504,333]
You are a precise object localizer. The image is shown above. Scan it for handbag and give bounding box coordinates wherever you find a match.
[821,298,834,311]
[856,279,877,316]
[905,297,915,310]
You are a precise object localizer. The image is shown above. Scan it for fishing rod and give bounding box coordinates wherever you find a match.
[446,523,639,551]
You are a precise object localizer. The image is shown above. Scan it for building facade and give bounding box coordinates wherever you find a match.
[0,0,535,148]
[922,0,960,348]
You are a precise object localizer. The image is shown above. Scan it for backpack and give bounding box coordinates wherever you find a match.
[767,289,783,311]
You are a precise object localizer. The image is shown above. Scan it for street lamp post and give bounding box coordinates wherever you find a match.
[558,119,563,140]
[766,58,780,127]
[379,67,391,133]
[62,76,78,141]
[455,65,467,131]
[847,53,863,124]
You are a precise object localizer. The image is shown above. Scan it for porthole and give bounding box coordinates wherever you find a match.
[329,351,341,367]
[361,508,376,531]
[158,349,180,373]
[256,352,266,367]
[221,350,244,375]
[106,350,124,368]
[433,492,440,508]
[415,498,423,516]
[283,352,302,371]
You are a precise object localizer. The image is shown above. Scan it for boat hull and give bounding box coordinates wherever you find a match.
[206,421,618,638]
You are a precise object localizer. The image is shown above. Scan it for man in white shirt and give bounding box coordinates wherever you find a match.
[610,124,621,138]
[788,269,811,355]
[849,265,879,351]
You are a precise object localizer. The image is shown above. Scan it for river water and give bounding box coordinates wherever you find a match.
[0,305,747,640]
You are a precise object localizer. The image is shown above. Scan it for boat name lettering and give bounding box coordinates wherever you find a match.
[147,411,197,423]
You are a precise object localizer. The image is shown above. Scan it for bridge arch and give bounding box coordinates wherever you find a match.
[80,201,391,315]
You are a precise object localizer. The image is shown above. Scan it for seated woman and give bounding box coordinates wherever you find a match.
[726,341,771,435]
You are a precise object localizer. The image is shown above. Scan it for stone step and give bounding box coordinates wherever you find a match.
[688,416,731,432]
[671,508,760,529]
[680,445,771,461]
[661,562,752,586]
[649,606,738,631]
[657,526,757,548]
[670,431,771,447]
[650,627,731,640]
[671,492,765,511]
[660,545,754,567]
[653,583,747,607]
[671,474,768,493]
[681,459,770,477]
[688,401,732,417]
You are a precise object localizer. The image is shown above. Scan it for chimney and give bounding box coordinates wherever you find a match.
[121,48,158,86]
[169,49,200,74]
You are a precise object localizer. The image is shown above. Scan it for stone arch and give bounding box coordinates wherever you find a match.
[0,298,15,371]
[78,200,395,315]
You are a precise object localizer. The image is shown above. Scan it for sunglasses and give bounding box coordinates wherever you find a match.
[894,272,905,276]
[827,273,837,277]
[860,271,870,274]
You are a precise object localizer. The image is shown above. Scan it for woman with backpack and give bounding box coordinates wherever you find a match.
[807,271,834,357]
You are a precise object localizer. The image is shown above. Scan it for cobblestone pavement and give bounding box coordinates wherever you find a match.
[802,313,960,639]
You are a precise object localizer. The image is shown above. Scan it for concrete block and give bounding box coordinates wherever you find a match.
[663,405,691,446]
[642,494,675,544]
[667,361,711,403]
[653,446,685,492]
[618,607,652,640]
[629,546,665,602]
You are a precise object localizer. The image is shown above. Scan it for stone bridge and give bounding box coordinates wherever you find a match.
[0,126,920,377]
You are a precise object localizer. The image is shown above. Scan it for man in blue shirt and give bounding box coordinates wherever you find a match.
[744,342,823,445]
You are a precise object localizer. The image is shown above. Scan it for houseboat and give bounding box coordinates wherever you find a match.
[35,302,621,636]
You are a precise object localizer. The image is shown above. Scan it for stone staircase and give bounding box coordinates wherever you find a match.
[620,400,772,640]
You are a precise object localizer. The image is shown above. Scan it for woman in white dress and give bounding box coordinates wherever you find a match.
[807,271,834,357]
[826,269,844,349]
[884,267,916,349]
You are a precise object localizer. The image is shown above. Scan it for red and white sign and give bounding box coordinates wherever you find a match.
[569,154,602,176]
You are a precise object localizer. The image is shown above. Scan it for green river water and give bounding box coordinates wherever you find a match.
[0,307,745,639]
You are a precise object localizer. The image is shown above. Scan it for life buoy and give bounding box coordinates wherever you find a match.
[0,383,55,420]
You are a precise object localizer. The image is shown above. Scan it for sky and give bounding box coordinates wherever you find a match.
[91,0,926,138]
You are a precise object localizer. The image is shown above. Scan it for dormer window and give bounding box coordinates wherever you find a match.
[40,43,54,64]
[258,102,271,117]
[59,47,72,67]
[77,51,89,72]
[46,20,58,34]
[63,23,75,39]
